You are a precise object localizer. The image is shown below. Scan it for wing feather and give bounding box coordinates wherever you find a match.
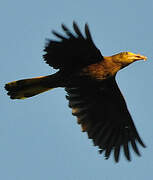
[65,77,145,162]
[43,22,103,71]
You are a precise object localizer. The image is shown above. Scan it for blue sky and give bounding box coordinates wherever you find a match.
[1,0,153,179]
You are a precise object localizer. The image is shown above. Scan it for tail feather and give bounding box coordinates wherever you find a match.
[5,76,54,99]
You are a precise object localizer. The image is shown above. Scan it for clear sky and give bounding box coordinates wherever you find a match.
[1,0,153,179]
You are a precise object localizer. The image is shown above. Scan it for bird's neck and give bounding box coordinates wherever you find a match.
[102,56,123,75]
[81,56,123,80]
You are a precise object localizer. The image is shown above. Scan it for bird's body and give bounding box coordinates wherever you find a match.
[82,56,122,80]
[5,22,147,162]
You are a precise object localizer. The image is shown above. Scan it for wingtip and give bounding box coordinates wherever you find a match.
[52,30,67,40]
[72,21,84,38]
[84,23,93,41]
[136,135,146,148]
[61,23,67,31]
[73,20,77,26]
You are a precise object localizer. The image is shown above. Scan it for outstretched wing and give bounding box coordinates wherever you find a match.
[65,77,145,162]
[43,22,103,71]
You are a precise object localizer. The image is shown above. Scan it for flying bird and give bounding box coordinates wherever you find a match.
[5,22,147,162]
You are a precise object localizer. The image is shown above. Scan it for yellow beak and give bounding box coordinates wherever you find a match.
[135,54,147,61]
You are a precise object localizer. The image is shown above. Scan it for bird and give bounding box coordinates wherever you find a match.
[5,21,147,162]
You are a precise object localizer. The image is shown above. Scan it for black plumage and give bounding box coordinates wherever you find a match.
[65,77,145,162]
[5,22,147,162]
[43,22,103,71]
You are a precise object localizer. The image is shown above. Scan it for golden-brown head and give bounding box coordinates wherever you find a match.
[111,52,147,67]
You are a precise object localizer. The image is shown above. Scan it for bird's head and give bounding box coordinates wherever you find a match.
[112,52,147,67]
